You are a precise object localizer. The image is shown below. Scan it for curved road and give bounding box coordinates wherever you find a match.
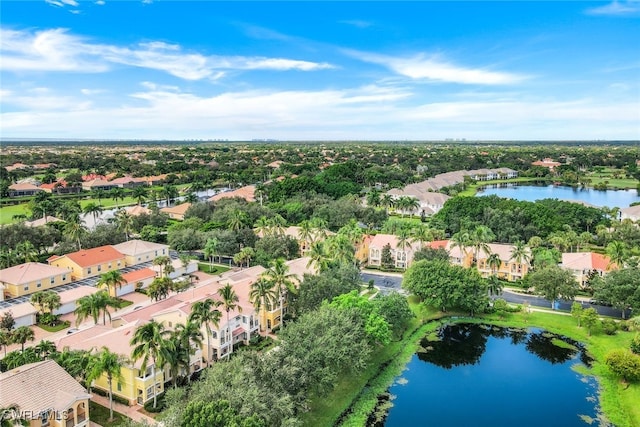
[360,271,630,319]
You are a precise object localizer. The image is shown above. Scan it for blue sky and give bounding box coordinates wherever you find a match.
[1,1,639,140]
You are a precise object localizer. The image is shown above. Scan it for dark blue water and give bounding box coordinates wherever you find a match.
[383,324,604,427]
[477,183,639,208]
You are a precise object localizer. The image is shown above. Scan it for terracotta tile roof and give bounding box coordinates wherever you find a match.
[24,216,63,227]
[562,252,616,271]
[208,185,256,203]
[9,183,42,191]
[122,268,157,284]
[0,360,90,412]
[48,246,125,268]
[160,202,192,215]
[369,233,400,250]
[428,240,449,250]
[112,240,169,257]
[0,262,72,285]
[124,205,152,216]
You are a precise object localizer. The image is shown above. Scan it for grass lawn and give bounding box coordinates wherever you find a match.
[588,176,639,190]
[37,320,71,332]
[0,203,29,224]
[89,400,127,426]
[113,298,134,309]
[304,297,639,427]
[197,263,231,275]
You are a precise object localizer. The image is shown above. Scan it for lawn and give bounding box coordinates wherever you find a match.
[37,320,71,332]
[0,203,29,224]
[89,400,127,426]
[304,298,640,427]
[197,263,231,275]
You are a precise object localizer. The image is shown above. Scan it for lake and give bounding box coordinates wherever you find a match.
[382,324,607,427]
[477,183,639,208]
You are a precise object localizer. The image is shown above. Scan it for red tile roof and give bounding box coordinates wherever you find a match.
[49,246,125,268]
[122,268,157,284]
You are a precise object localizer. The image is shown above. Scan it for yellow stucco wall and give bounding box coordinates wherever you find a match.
[1,271,72,298]
[49,257,125,280]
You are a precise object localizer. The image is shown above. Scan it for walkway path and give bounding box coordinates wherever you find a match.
[91,393,158,425]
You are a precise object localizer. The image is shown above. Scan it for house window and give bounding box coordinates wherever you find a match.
[108,263,112,269]
[62,275,66,281]
[36,282,42,288]
[138,257,141,262]
[50,277,55,284]
[168,322,172,327]
[242,316,247,323]
[97,265,102,272]
[211,331,217,338]
[117,382,122,391]
[117,261,121,267]
[87,268,92,274]
[24,285,29,291]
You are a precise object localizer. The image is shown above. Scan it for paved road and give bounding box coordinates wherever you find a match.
[360,270,630,319]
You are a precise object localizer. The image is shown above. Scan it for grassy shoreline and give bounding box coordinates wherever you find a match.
[306,300,639,427]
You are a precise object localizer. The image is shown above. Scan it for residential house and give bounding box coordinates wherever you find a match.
[149,258,198,280]
[160,202,191,220]
[81,179,116,192]
[355,235,373,264]
[24,215,63,227]
[208,185,256,203]
[532,158,561,170]
[620,205,640,222]
[0,262,73,298]
[0,359,91,427]
[55,321,165,406]
[124,205,152,217]
[474,243,532,282]
[368,234,416,269]
[53,286,99,316]
[0,302,37,328]
[117,268,157,296]
[112,240,170,267]
[561,252,617,287]
[48,246,126,280]
[109,176,146,188]
[8,183,43,197]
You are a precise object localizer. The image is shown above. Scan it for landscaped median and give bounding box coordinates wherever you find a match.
[303,297,640,427]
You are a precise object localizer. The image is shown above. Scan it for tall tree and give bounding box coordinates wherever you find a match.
[218,284,241,358]
[83,202,104,223]
[188,298,222,365]
[174,321,203,383]
[203,238,219,268]
[131,186,148,206]
[249,278,277,333]
[130,320,171,409]
[526,265,580,309]
[12,326,35,352]
[97,270,127,298]
[87,347,124,421]
[606,240,628,269]
[262,258,296,330]
[74,291,117,325]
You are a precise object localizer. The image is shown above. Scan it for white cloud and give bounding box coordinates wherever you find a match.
[585,1,640,16]
[2,86,637,140]
[339,20,373,28]
[0,28,335,79]
[345,50,527,85]
[80,88,106,95]
[95,0,105,5]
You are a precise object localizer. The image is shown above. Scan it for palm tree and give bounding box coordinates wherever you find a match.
[366,189,381,208]
[204,238,219,269]
[92,189,107,206]
[234,247,255,269]
[310,217,329,241]
[130,320,171,409]
[401,196,420,217]
[470,225,494,265]
[450,230,471,264]
[227,209,248,231]
[153,255,172,278]
[64,218,87,251]
[110,187,126,209]
[0,404,28,427]
[74,291,117,325]
[411,225,433,249]
[87,347,124,421]
[381,194,395,215]
[606,240,627,268]
[184,192,198,204]
[161,185,179,206]
[113,209,134,241]
[487,275,503,297]
[297,219,314,245]
[261,258,296,330]
[254,216,271,237]
[218,284,241,358]
[249,278,277,334]
[83,202,103,223]
[270,214,287,236]
[15,241,38,263]
[33,340,57,359]
[510,241,531,267]
[0,330,11,357]
[327,234,355,266]
[188,298,222,365]
[174,322,203,383]
[307,240,330,271]
[131,186,148,205]
[97,270,127,298]
[12,326,35,352]
[487,253,502,276]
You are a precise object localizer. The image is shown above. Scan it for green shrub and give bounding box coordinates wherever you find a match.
[143,392,166,412]
[631,334,640,355]
[601,319,618,335]
[605,349,640,382]
[90,386,131,406]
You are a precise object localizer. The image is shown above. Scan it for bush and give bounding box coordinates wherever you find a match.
[605,349,640,382]
[601,319,618,335]
[631,334,640,355]
[90,386,131,406]
[143,392,166,413]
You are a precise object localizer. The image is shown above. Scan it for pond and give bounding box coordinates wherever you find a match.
[382,323,608,427]
[476,183,639,209]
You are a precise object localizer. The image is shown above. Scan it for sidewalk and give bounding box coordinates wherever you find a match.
[91,393,158,426]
